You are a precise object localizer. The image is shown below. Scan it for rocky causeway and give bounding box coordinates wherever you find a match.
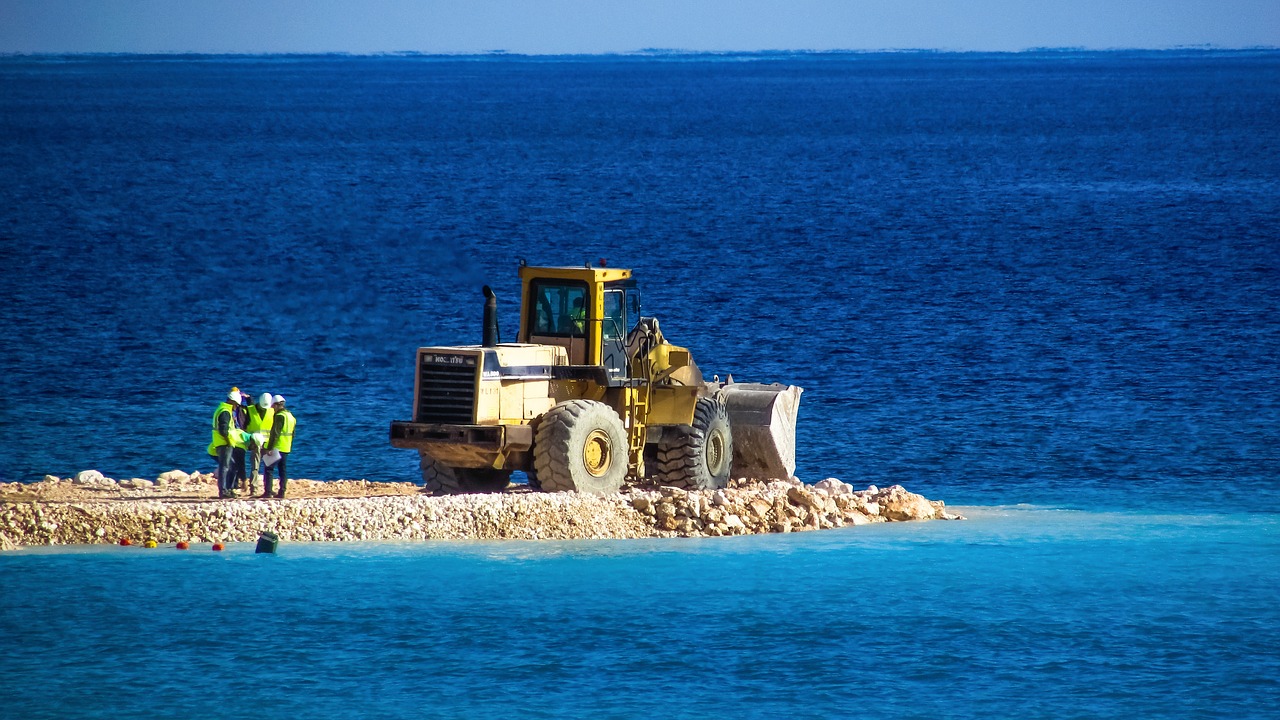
[0,470,961,551]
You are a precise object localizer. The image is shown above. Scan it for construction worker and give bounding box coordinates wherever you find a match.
[230,389,250,492]
[208,388,248,499]
[570,296,586,333]
[245,392,275,496]
[262,394,295,498]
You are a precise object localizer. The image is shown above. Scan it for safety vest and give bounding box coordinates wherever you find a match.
[209,401,246,453]
[275,410,296,453]
[571,307,586,333]
[246,405,274,441]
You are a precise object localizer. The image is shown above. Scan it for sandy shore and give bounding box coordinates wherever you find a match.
[0,470,961,550]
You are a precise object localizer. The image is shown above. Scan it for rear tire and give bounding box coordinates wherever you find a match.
[656,396,733,490]
[419,451,511,495]
[533,400,628,495]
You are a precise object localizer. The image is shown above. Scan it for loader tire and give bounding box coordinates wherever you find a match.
[533,400,628,495]
[656,396,733,491]
[419,451,511,495]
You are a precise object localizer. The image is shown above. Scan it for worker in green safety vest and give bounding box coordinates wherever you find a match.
[209,388,249,499]
[262,394,296,499]
[245,392,275,497]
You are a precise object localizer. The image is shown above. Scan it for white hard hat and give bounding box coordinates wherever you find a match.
[228,389,243,403]
[258,392,272,408]
[272,394,286,405]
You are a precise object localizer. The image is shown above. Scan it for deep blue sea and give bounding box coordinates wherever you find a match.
[2,52,1279,719]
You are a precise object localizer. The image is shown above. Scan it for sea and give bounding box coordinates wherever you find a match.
[1,51,1278,719]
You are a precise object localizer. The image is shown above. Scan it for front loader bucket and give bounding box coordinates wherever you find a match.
[720,383,804,481]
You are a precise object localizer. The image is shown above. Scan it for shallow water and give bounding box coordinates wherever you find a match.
[2,507,1277,719]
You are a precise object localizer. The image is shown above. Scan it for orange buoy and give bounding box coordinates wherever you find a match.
[176,541,189,550]
[119,538,132,546]
[212,543,224,552]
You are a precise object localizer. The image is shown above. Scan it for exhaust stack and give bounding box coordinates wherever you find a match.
[482,285,498,347]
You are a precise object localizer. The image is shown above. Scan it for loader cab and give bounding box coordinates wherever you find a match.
[601,278,641,380]
[519,265,640,383]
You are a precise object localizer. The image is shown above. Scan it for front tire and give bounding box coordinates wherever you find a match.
[419,451,511,495]
[655,396,733,490]
[533,400,628,495]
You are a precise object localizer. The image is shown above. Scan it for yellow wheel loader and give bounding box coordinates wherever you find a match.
[389,263,802,495]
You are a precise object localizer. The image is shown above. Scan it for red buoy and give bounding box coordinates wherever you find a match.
[119,538,132,546]
[176,541,189,550]
[212,543,224,552]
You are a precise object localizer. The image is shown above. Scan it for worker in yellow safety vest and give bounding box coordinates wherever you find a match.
[245,392,275,497]
[231,390,250,491]
[209,388,249,499]
[570,296,586,333]
[262,394,296,499]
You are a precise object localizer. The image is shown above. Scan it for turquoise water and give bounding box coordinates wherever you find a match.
[3,508,1277,719]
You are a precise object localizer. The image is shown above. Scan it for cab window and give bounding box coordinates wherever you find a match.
[530,280,589,337]
[626,290,641,326]
[603,290,625,340]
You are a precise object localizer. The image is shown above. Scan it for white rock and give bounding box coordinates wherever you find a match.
[814,478,851,495]
[157,469,190,484]
[712,490,730,507]
[74,470,105,485]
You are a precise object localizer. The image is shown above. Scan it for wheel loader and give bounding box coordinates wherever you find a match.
[389,263,802,495]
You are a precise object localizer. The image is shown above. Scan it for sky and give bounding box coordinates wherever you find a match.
[2,0,1278,54]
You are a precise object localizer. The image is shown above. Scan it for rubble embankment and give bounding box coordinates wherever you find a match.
[0,470,962,551]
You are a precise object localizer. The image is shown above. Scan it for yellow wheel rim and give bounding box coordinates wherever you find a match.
[707,430,726,476]
[583,429,612,477]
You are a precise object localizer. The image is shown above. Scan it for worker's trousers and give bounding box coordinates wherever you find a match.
[215,446,235,496]
[263,452,289,497]
[247,442,266,494]
[231,447,247,489]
